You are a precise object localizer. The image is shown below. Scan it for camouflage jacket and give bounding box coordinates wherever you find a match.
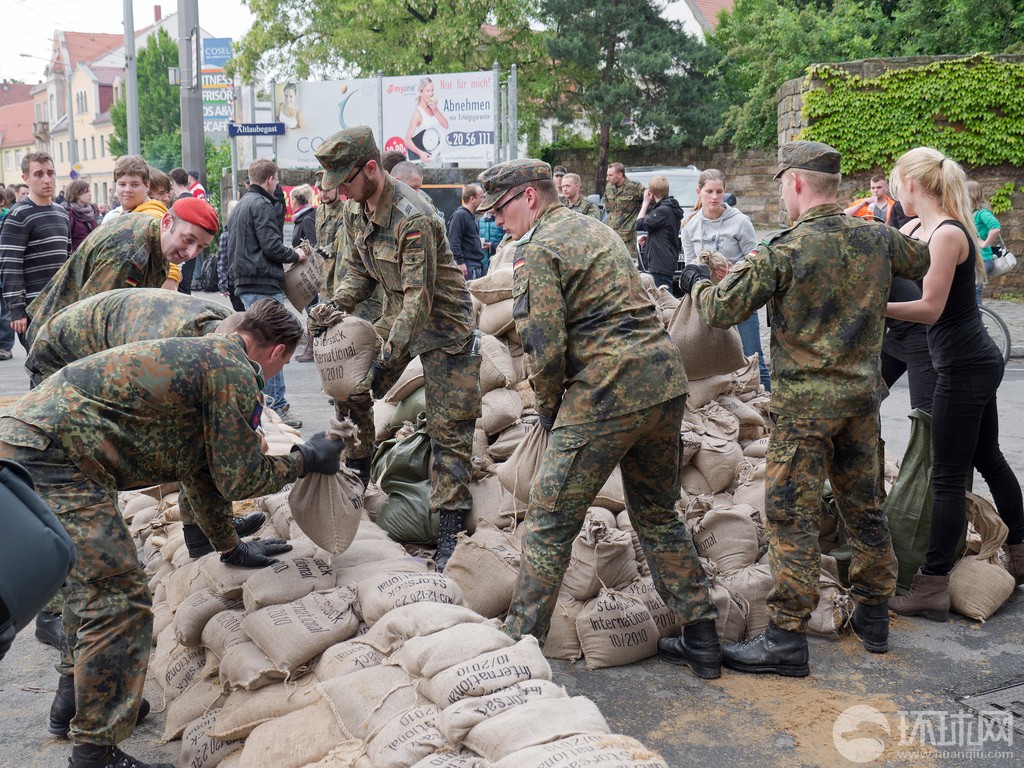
[315,201,346,261]
[565,196,601,220]
[333,174,474,359]
[512,203,688,427]
[0,334,299,551]
[691,204,931,417]
[27,288,232,383]
[26,213,170,343]
[604,178,645,238]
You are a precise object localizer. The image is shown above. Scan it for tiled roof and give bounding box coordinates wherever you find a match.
[55,31,124,71]
[0,82,33,108]
[691,0,733,30]
[0,100,35,148]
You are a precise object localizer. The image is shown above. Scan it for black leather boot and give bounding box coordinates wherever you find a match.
[657,619,722,679]
[345,457,372,488]
[722,621,810,677]
[35,610,64,649]
[850,601,889,654]
[68,744,172,768]
[434,511,464,572]
[183,513,267,558]
[50,675,151,738]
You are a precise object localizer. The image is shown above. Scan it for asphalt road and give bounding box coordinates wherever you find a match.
[1,294,1022,767]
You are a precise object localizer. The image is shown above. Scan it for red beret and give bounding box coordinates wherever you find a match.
[172,196,220,235]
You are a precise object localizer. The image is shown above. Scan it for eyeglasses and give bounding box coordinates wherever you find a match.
[494,189,526,215]
[339,160,368,188]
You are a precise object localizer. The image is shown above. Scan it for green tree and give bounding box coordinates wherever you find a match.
[109,28,182,163]
[540,0,721,194]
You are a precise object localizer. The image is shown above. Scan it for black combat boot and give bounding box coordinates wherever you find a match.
[434,511,464,572]
[183,512,267,558]
[722,621,810,677]
[850,601,889,654]
[35,610,64,649]
[68,744,172,768]
[50,675,151,738]
[657,619,722,679]
[345,457,372,488]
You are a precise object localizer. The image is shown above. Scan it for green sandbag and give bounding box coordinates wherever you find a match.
[390,387,427,431]
[883,409,934,594]
[371,417,435,544]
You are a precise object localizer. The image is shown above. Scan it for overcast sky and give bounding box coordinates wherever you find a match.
[1,0,255,84]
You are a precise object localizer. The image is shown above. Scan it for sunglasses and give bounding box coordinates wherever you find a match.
[494,189,526,215]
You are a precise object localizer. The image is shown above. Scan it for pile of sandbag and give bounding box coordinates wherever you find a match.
[124,482,671,768]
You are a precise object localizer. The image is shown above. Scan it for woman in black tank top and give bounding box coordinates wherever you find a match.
[885,148,1023,620]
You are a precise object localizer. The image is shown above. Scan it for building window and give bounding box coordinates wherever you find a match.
[100,138,105,157]
[82,138,87,160]
[91,137,96,159]
[59,143,64,163]
[4,151,11,171]
[101,182,108,206]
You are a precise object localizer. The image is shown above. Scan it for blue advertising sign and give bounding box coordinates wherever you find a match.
[203,38,234,68]
[228,122,287,137]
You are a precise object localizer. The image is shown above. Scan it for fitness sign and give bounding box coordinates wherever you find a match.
[274,71,496,168]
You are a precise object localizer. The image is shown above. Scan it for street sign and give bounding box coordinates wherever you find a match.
[228,122,286,137]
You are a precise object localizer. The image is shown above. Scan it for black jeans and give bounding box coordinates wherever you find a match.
[925,360,1024,575]
[881,328,937,414]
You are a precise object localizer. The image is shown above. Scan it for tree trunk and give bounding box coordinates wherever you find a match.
[596,123,611,198]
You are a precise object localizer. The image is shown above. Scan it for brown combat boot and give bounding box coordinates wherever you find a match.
[1004,542,1024,586]
[889,568,950,622]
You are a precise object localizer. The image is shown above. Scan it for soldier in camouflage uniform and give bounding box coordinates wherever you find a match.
[604,162,645,254]
[561,173,601,219]
[27,288,232,386]
[0,299,344,768]
[314,127,480,571]
[25,198,219,347]
[679,141,931,676]
[480,159,721,680]
[314,175,347,298]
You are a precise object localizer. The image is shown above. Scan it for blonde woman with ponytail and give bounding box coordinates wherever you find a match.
[886,147,1024,619]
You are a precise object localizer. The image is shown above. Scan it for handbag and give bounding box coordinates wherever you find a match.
[990,236,1017,277]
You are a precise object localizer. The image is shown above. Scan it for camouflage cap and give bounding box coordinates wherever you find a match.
[774,140,841,179]
[552,165,568,176]
[315,126,378,191]
[477,159,552,212]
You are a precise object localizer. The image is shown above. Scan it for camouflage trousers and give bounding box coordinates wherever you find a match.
[0,434,152,747]
[337,334,481,516]
[505,395,716,644]
[765,412,897,632]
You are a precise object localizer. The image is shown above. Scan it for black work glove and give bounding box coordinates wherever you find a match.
[220,538,292,568]
[678,263,711,295]
[292,431,345,476]
[353,358,387,398]
[537,412,555,432]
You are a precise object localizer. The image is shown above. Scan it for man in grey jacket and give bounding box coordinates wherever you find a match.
[229,158,307,428]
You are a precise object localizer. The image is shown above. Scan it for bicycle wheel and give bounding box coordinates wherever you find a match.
[979,306,1011,365]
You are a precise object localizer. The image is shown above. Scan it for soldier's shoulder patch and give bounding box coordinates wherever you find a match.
[402,229,422,245]
[249,402,263,431]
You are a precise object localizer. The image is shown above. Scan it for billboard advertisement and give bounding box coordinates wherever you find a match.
[274,70,495,169]
[202,37,233,142]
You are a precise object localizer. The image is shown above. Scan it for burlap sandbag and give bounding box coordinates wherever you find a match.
[479,387,523,436]
[419,636,552,708]
[335,557,429,589]
[408,750,485,767]
[165,556,214,610]
[594,467,626,513]
[356,571,466,625]
[462,696,609,763]
[391,620,513,678]
[543,591,584,661]
[161,677,225,743]
[243,586,360,675]
[360,602,488,655]
[309,306,379,401]
[496,423,548,503]
[209,674,321,741]
[807,570,852,639]
[666,295,745,380]
[172,589,242,648]
[620,577,680,639]
[706,571,748,643]
[367,703,449,768]
[479,298,515,336]
[615,511,652,578]
[203,540,320,599]
[686,372,735,411]
[375,399,400,441]
[384,357,426,404]
[283,240,324,312]
[681,464,714,496]
[218,640,286,692]
[575,588,659,670]
[487,421,532,463]
[180,708,242,768]
[561,520,640,601]
[443,522,521,618]
[314,639,385,681]
[152,600,173,641]
[467,267,513,304]
[492,733,669,768]
[438,679,566,745]
[480,334,515,392]
[318,665,420,741]
[332,536,409,568]
[240,553,337,613]
[152,625,207,703]
[720,562,774,638]
[467,473,517,533]
[691,508,760,574]
[234,698,348,768]
[949,493,1016,621]
[201,608,249,660]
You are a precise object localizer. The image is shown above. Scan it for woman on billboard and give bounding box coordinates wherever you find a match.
[405,77,449,162]
[278,83,302,130]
